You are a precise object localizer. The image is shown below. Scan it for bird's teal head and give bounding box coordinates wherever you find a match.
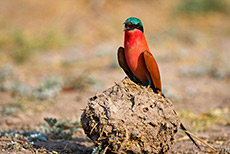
[123,17,144,32]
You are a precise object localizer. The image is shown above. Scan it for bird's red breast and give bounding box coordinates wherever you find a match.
[124,29,151,83]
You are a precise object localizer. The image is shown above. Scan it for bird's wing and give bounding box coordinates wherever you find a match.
[117,47,135,80]
[143,50,162,92]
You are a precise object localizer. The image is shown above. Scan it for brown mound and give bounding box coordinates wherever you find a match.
[81,77,180,153]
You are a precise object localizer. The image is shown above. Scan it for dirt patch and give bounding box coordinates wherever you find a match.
[0,130,93,154]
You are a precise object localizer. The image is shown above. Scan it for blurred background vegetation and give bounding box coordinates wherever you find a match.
[0,0,229,63]
[0,0,230,132]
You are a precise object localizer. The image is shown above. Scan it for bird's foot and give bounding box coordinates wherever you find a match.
[156,89,165,98]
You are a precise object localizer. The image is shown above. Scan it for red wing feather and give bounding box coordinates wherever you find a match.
[143,50,162,92]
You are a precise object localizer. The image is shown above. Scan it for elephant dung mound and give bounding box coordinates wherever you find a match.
[81,77,180,153]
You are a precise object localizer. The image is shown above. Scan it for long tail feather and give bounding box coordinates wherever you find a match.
[180,123,201,150]
[180,123,218,152]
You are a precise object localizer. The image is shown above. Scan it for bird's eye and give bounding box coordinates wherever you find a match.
[125,22,135,29]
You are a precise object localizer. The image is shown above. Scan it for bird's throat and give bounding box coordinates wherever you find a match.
[124,29,144,50]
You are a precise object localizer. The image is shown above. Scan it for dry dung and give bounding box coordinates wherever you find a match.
[81,77,180,153]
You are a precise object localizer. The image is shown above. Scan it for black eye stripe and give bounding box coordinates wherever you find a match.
[126,22,132,27]
[126,23,136,28]
[125,22,144,32]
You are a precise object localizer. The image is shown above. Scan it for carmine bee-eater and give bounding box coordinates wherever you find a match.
[117,17,201,150]
[117,17,162,95]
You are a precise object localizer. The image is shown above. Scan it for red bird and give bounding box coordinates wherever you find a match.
[118,17,162,95]
[117,17,202,150]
